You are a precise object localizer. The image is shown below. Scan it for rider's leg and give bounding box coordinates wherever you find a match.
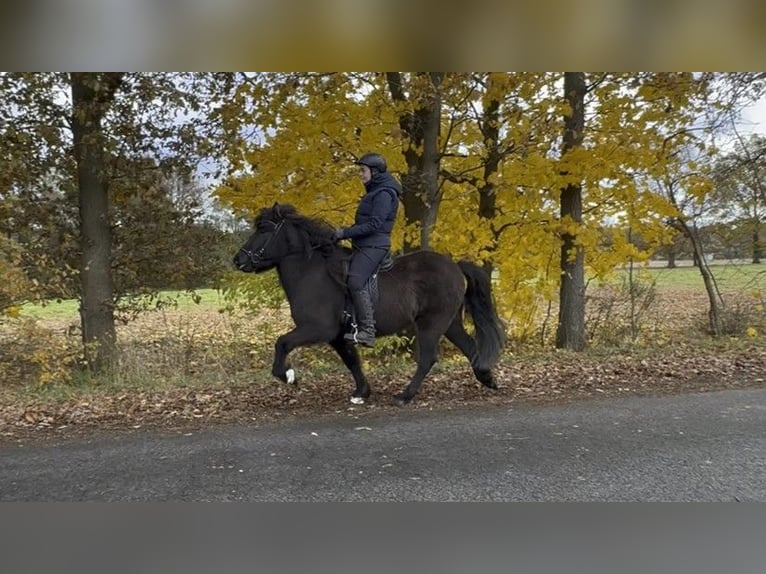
[345,248,387,347]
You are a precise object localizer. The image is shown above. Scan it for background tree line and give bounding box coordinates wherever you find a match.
[1,72,764,372]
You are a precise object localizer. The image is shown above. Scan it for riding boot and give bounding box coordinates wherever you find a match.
[345,289,376,347]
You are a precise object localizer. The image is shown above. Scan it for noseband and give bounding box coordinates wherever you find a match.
[238,219,284,265]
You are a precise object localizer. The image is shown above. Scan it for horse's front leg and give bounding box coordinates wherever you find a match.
[329,337,370,404]
[272,327,321,384]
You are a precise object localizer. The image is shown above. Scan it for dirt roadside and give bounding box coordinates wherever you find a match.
[2,342,764,446]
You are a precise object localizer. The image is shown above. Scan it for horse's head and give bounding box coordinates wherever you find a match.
[233,203,339,273]
[232,204,290,273]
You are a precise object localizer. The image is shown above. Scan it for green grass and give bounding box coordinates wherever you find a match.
[20,298,81,320]
[20,288,226,321]
[163,288,226,311]
[17,264,764,323]
[615,263,764,291]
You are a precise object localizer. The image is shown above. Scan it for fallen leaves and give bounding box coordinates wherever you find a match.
[1,340,764,443]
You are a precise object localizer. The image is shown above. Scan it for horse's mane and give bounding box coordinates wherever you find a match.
[257,203,335,249]
[256,203,348,285]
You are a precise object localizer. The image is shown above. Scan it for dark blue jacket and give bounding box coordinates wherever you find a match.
[339,172,401,248]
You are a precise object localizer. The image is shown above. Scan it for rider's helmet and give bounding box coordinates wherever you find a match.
[354,152,387,174]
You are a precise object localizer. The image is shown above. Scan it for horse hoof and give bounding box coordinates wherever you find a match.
[285,368,296,385]
[350,396,365,405]
[477,370,497,389]
[393,393,413,406]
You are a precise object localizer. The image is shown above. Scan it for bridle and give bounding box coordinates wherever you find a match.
[238,219,285,265]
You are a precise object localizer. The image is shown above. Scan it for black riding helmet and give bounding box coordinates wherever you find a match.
[354,152,387,174]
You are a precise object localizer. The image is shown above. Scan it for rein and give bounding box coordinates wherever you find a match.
[238,219,285,265]
[238,219,331,266]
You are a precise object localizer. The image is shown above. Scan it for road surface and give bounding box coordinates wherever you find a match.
[1,388,764,501]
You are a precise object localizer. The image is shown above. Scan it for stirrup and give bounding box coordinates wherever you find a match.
[344,323,375,347]
[344,321,359,342]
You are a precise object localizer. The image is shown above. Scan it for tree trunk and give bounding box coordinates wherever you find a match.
[556,72,587,351]
[753,227,763,264]
[70,73,123,371]
[386,72,443,252]
[478,85,502,276]
[673,219,726,335]
[693,242,725,336]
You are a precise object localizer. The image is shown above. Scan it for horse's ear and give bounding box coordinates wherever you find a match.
[273,202,281,218]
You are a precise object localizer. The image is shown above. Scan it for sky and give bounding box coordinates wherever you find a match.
[739,97,766,136]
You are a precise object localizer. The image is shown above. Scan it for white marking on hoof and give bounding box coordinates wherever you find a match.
[285,369,296,384]
[350,396,365,405]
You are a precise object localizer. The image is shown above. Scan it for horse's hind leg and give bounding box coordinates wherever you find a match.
[394,328,440,406]
[445,316,497,389]
[329,337,371,404]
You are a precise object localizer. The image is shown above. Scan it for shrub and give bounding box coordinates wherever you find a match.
[585,270,659,346]
[0,318,80,386]
[0,237,33,319]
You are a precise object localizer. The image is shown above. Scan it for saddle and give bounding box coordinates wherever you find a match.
[377,250,395,273]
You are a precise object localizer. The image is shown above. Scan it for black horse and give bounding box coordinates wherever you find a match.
[233,203,506,405]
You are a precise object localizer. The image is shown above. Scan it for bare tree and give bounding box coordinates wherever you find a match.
[657,142,727,335]
[712,133,766,264]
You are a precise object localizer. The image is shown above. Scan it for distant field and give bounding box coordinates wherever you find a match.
[20,289,225,321]
[20,298,81,321]
[617,263,764,291]
[19,265,763,323]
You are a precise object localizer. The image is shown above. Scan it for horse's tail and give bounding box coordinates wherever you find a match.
[458,260,506,371]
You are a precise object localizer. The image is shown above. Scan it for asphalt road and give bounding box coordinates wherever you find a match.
[1,388,765,501]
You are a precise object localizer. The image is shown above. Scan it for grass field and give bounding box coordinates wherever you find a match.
[20,289,226,321]
[615,263,764,291]
[19,265,763,323]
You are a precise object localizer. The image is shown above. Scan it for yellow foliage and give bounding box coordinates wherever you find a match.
[0,318,79,386]
[0,236,33,318]
[214,72,713,341]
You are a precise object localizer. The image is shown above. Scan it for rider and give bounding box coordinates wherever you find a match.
[332,152,402,347]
